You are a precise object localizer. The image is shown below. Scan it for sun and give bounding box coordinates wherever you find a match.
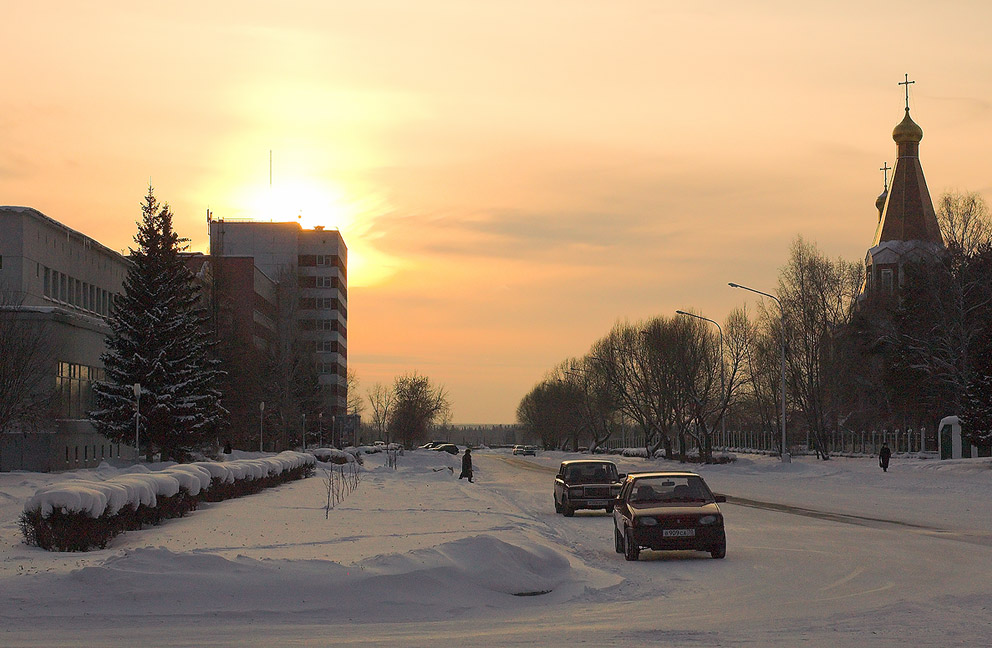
[239,179,356,232]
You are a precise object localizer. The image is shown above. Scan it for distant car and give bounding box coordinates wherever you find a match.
[373,440,386,447]
[512,445,536,456]
[554,460,622,516]
[418,441,444,449]
[432,443,459,455]
[613,471,727,561]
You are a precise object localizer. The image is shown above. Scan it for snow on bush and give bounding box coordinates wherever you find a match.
[310,447,358,464]
[21,451,316,552]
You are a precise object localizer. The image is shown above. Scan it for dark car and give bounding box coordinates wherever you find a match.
[613,471,726,561]
[432,443,459,455]
[554,460,623,517]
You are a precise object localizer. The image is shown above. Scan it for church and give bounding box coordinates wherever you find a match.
[863,77,946,298]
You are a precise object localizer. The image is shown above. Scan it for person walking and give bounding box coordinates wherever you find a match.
[459,447,474,483]
[879,443,891,472]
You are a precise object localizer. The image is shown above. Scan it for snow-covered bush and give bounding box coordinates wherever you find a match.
[21,451,316,552]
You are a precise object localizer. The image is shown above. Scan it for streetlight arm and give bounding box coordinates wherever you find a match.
[728,282,781,308]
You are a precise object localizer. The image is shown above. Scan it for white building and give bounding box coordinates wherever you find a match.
[0,206,133,471]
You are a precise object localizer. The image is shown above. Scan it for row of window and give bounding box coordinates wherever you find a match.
[43,266,115,316]
[298,274,346,295]
[313,340,346,355]
[299,318,345,333]
[65,443,123,464]
[316,362,345,376]
[56,362,104,419]
[299,296,346,313]
[298,254,347,278]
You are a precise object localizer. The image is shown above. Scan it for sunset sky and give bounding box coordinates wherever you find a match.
[4,2,992,423]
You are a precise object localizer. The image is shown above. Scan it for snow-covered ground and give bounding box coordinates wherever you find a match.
[2,448,991,647]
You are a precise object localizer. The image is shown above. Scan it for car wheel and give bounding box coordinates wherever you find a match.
[614,525,624,554]
[562,495,574,517]
[623,527,640,561]
[710,540,726,559]
[606,504,615,514]
[554,496,562,514]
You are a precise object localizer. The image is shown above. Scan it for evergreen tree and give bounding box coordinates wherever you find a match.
[91,186,225,461]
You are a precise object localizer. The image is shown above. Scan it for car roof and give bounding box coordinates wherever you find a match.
[626,471,701,479]
[559,459,617,467]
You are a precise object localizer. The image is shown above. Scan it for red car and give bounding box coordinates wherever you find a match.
[613,471,727,560]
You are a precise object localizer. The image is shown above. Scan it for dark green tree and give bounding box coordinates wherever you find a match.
[91,186,225,461]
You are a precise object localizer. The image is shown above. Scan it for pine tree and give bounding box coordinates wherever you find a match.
[91,186,225,461]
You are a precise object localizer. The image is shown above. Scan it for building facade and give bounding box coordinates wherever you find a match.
[208,218,348,417]
[0,206,133,471]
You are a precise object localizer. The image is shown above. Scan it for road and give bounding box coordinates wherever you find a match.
[471,452,992,646]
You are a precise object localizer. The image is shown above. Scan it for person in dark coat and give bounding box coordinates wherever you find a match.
[459,447,474,482]
[879,443,891,472]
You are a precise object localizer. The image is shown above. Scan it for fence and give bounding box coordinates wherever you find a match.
[597,428,932,457]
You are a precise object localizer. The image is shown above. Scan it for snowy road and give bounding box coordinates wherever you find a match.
[2,449,992,646]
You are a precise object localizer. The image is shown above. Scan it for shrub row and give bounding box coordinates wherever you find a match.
[20,452,316,552]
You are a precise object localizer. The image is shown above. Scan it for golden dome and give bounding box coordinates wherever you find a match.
[893,108,923,143]
[876,189,888,213]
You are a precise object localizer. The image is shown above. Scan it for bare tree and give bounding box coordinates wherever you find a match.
[387,373,451,446]
[937,191,992,259]
[777,237,863,459]
[0,289,60,468]
[346,368,365,417]
[516,375,583,450]
[366,382,394,444]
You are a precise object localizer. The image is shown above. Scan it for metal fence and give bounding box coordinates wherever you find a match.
[597,428,932,457]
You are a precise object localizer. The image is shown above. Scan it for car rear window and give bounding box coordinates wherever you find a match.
[630,476,713,503]
[565,464,618,483]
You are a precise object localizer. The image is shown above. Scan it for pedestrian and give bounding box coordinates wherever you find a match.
[879,443,891,472]
[459,447,474,483]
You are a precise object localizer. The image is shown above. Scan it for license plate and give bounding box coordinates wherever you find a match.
[586,500,608,506]
[662,529,695,537]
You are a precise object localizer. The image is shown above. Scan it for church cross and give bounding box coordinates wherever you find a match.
[899,74,915,110]
[880,162,891,190]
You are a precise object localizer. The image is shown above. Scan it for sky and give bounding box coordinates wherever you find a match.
[4,2,992,423]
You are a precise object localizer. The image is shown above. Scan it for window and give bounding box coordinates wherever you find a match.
[881,269,894,294]
[44,267,51,297]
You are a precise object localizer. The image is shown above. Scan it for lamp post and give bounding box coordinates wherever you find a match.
[728,282,790,463]
[675,310,725,449]
[302,413,307,451]
[132,383,141,462]
[318,412,323,448]
[259,401,265,453]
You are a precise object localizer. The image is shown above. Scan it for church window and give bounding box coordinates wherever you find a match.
[881,269,894,294]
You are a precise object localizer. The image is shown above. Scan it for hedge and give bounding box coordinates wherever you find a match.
[20,452,316,552]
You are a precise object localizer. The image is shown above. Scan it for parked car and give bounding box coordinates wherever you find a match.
[432,443,459,455]
[512,445,536,456]
[418,441,444,449]
[613,471,726,561]
[554,460,622,517]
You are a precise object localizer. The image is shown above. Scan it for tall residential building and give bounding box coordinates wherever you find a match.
[0,206,133,471]
[208,218,348,416]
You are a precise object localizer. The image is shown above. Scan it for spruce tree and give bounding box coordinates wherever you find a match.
[91,186,225,461]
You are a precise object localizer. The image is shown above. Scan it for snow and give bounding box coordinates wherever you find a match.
[19,451,314,518]
[2,448,991,647]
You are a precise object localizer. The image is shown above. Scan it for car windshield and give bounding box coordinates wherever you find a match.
[564,464,618,483]
[629,476,714,504]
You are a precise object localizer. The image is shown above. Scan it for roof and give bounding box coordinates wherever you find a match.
[871,108,943,247]
[625,471,701,479]
[559,459,617,467]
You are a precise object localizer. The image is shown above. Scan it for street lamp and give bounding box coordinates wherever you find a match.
[132,383,141,462]
[259,401,265,453]
[675,310,725,449]
[318,412,323,448]
[728,282,790,463]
